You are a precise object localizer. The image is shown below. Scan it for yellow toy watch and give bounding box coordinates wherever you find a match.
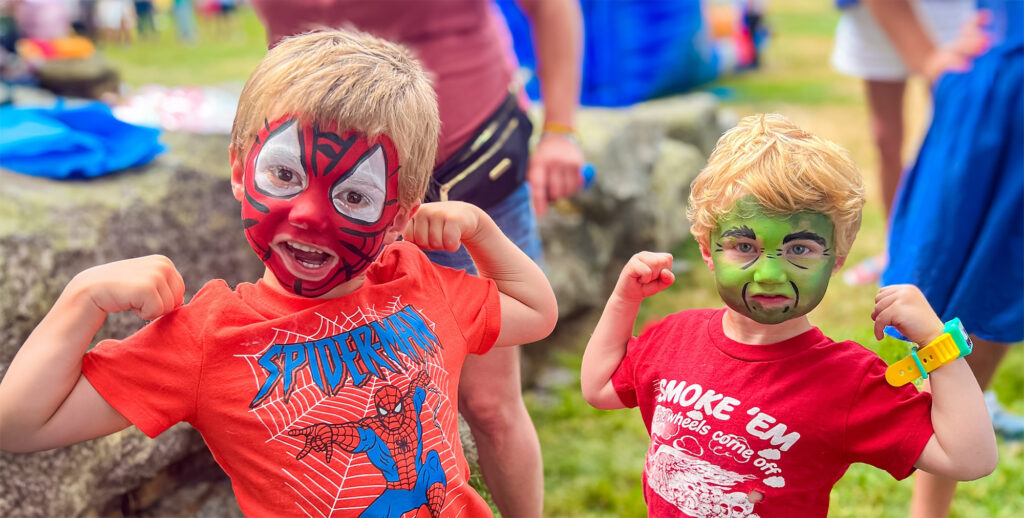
[885,318,974,387]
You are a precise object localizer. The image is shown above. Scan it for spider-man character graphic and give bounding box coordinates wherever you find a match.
[240,115,401,297]
[288,370,448,517]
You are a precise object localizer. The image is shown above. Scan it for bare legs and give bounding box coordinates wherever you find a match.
[909,337,1008,518]
[865,79,907,221]
[459,346,543,517]
[844,79,906,285]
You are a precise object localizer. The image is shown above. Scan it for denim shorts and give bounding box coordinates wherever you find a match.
[424,183,544,275]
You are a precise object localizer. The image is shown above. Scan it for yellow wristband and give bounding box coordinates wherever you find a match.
[885,318,973,386]
[542,122,576,135]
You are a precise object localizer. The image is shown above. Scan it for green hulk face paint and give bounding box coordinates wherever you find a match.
[709,197,837,324]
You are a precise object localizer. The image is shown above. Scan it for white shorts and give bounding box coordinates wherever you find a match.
[831,0,976,81]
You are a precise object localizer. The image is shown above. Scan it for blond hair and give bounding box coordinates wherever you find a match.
[230,29,439,208]
[687,114,865,257]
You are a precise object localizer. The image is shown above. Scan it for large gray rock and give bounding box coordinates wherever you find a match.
[0,132,255,518]
[0,92,722,517]
[539,93,721,320]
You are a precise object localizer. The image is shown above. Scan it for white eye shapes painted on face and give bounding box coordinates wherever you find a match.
[253,120,308,198]
[331,144,388,223]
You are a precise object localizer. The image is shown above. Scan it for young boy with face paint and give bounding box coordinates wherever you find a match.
[581,114,997,517]
[0,30,557,517]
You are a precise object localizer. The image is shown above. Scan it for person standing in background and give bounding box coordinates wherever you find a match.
[830,0,980,286]
[172,0,196,43]
[247,1,585,515]
[133,0,153,38]
[864,0,1023,516]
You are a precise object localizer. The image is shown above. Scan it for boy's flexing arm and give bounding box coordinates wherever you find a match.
[0,256,185,452]
[871,285,998,481]
[581,252,674,410]
[402,201,558,347]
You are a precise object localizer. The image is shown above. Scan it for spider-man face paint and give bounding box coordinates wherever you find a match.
[241,116,400,297]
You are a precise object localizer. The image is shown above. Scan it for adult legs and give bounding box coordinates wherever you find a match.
[865,79,906,221]
[459,347,543,517]
[425,185,545,516]
[909,337,1008,518]
[845,79,905,285]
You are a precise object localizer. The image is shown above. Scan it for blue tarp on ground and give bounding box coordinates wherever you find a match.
[0,100,164,179]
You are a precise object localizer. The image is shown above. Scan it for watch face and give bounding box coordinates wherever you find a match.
[948,318,973,352]
[958,321,973,351]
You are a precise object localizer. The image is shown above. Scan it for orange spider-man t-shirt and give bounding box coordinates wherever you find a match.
[83,241,499,517]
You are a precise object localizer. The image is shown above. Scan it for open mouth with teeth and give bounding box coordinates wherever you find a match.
[274,240,339,280]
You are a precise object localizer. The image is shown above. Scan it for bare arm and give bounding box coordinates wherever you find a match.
[402,201,558,348]
[581,252,674,410]
[862,0,988,82]
[517,0,586,215]
[872,285,997,480]
[0,256,185,452]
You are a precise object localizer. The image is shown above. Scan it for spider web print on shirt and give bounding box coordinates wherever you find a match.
[237,295,472,517]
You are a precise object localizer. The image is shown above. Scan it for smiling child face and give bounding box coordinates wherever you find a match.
[708,197,837,324]
[238,115,401,298]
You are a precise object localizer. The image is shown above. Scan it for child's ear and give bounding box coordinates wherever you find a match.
[385,204,419,244]
[229,146,245,202]
[699,241,715,271]
[831,255,847,275]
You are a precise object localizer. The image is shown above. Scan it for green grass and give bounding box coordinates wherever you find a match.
[529,354,650,517]
[98,3,1024,517]
[100,11,266,87]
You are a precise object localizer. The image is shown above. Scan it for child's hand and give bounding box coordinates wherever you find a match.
[871,284,944,344]
[69,255,186,320]
[402,201,484,252]
[614,252,675,302]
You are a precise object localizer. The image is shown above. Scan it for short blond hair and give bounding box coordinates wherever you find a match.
[687,114,865,257]
[230,29,439,208]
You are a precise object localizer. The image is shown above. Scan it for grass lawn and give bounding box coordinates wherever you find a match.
[98,2,1022,517]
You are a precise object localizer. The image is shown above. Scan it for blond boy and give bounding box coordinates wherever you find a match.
[0,30,557,517]
[581,114,996,517]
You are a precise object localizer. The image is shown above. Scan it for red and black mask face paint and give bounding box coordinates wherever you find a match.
[241,116,400,297]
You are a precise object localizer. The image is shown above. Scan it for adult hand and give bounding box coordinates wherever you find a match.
[527,132,585,216]
[922,10,990,83]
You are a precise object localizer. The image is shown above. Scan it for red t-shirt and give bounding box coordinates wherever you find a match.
[249,0,517,164]
[83,241,499,517]
[611,309,934,518]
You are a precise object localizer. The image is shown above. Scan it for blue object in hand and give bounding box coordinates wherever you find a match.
[580,162,596,189]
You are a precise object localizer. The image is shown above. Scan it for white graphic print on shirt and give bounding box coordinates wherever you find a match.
[647,377,802,516]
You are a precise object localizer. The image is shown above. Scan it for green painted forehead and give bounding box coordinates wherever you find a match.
[714,197,834,243]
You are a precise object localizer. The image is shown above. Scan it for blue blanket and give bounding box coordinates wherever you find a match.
[0,101,164,179]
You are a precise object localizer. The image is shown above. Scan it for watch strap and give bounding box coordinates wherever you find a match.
[885,332,961,387]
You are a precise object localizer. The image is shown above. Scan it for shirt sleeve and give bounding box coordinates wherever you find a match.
[610,336,640,408]
[842,358,935,479]
[431,261,501,356]
[82,288,213,438]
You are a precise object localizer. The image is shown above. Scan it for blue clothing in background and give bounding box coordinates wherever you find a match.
[882,0,1023,342]
[0,101,164,179]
